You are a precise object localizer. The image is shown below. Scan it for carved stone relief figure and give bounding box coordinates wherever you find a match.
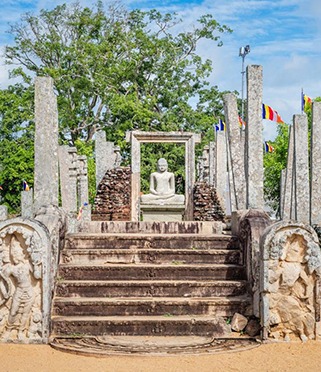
[261,222,321,342]
[0,227,42,342]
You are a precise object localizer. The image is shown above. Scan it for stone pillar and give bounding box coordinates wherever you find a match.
[95,131,116,189]
[293,114,309,224]
[310,102,321,225]
[185,135,198,220]
[208,141,216,187]
[279,169,286,219]
[215,131,227,212]
[223,92,246,211]
[58,145,78,214]
[128,132,141,221]
[245,65,264,209]
[0,206,8,221]
[77,155,89,207]
[21,190,34,218]
[34,77,59,212]
[282,125,294,220]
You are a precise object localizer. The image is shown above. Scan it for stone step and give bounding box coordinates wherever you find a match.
[52,296,251,317]
[58,264,246,281]
[78,221,225,235]
[51,315,233,337]
[55,279,247,298]
[65,234,239,250]
[61,248,241,265]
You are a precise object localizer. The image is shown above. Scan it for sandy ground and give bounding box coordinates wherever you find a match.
[1,341,321,372]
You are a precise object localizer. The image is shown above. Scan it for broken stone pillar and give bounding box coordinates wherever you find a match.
[21,189,34,218]
[245,65,264,209]
[77,155,89,207]
[282,125,294,220]
[58,145,78,214]
[223,92,246,211]
[95,131,116,189]
[279,169,286,219]
[310,102,321,225]
[293,114,309,224]
[215,130,228,212]
[208,141,216,187]
[34,77,59,212]
[0,205,8,221]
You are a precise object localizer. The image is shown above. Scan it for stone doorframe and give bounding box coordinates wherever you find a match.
[126,130,201,221]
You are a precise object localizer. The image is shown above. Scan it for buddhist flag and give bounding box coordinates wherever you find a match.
[301,92,312,112]
[215,119,226,132]
[23,180,30,191]
[238,116,246,130]
[262,104,284,123]
[264,141,275,153]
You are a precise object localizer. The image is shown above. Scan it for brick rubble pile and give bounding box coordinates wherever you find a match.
[193,182,225,221]
[92,167,131,221]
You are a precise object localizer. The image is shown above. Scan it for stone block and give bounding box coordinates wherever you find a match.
[230,312,248,332]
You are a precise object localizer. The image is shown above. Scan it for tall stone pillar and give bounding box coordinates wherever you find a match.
[282,125,294,220]
[215,131,228,212]
[95,131,116,189]
[293,114,309,223]
[223,92,246,211]
[208,141,216,187]
[58,145,78,214]
[310,102,321,225]
[77,155,89,207]
[34,77,59,212]
[245,65,264,209]
[21,189,34,218]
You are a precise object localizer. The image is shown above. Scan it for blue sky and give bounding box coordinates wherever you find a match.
[1,0,321,140]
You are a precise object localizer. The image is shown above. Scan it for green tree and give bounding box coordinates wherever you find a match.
[5,2,232,146]
[0,83,35,214]
[2,1,234,211]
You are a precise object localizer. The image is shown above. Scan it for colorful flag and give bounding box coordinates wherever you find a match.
[262,104,284,123]
[23,180,30,191]
[238,116,246,129]
[77,202,89,220]
[301,92,312,112]
[215,118,226,132]
[264,141,275,153]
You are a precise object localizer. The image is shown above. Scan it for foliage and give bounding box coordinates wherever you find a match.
[263,123,289,214]
[1,1,233,212]
[0,83,35,213]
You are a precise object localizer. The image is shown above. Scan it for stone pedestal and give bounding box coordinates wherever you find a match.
[140,204,185,222]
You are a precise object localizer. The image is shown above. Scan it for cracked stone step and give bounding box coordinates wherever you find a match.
[55,279,248,298]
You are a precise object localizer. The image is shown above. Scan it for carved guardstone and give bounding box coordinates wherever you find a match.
[260,221,321,342]
[0,218,51,343]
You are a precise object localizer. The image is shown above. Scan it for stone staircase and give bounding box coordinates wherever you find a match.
[50,222,252,348]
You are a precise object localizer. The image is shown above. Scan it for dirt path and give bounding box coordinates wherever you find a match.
[1,341,321,372]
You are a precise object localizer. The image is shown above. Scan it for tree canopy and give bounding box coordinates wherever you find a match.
[1,1,234,211]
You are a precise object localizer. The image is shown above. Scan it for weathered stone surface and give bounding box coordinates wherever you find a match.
[59,145,78,214]
[95,131,117,189]
[21,190,34,219]
[92,167,131,221]
[310,102,321,225]
[231,312,248,332]
[34,77,59,212]
[245,318,261,337]
[293,114,309,223]
[0,206,8,221]
[215,131,228,212]
[245,65,264,209]
[260,221,321,341]
[77,155,89,207]
[193,182,225,222]
[282,126,294,220]
[208,141,216,187]
[223,92,246,211]
[0,218,52,343]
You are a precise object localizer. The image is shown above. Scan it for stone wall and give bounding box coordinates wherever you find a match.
[92,167,131,221]
[193,182,225,222]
